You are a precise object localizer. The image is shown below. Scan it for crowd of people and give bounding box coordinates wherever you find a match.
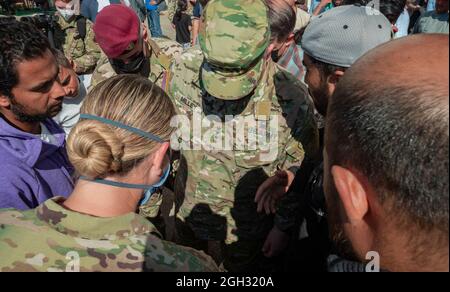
[0,0,448,272]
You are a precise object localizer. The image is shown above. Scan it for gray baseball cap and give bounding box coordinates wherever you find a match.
[301,5,392,68]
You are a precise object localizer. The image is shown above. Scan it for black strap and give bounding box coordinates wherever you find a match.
[74,16,87,40]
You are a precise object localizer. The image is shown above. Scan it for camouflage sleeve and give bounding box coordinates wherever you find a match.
[149,38,183,89]
[72,20,101,74]
[144,236,222,272]
[186,2,194,17]
[167,0,177,22]
[274,85,320,234]
[88,53,116,92]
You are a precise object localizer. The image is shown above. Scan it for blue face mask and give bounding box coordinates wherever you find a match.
[140,164,171,206]
[78,114,170,206]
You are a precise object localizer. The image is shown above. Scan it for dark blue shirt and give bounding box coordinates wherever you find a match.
[81,0,121,22]
[193,1,202,18]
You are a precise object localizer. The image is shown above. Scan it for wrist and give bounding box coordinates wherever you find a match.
[274,215,295,235]
[273,224,291,238]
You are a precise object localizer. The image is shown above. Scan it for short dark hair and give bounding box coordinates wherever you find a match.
[327,77,449,233]
[175,0,188,21]
[343,0,407,24]
[267,0,296,43]
[308,54,346,80]
[52,48,72,69]
[342,0,371,5]
[0,19,51,98]
[380,0,407,24]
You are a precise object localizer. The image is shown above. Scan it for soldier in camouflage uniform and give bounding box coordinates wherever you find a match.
[167,0,195,22]
[89,4,182,91]
[167,0,319,272]
[53,0,101,75]
[0,197,220,272]
[0,75,220,272]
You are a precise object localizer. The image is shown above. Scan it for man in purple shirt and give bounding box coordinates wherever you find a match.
[0,19,74,210]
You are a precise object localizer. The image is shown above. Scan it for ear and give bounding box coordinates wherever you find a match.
[150,142,170,175]
[285,33,295,48]
[0,93,11,108]
[328,69,345,84]
[142,23,149,42]
[265,43,276,60]
[331,165,369,223]
[70,59,76,71]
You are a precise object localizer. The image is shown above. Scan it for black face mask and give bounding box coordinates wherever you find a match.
[271,49,281,63]
[110,51,150,77]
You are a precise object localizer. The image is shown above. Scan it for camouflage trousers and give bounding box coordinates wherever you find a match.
[175,223,275,272]
[140,159,285,272]
[141,191,284,272]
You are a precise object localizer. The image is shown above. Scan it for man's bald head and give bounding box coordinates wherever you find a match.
[325,34,449,263]
[347,34,449,100]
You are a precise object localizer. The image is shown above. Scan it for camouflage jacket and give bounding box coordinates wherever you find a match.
[53,15,101,75]
[167,0,195,22]
[0,197,220,272]
[89,37,183,91]
[167,48,319,244]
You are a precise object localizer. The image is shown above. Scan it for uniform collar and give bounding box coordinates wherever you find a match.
[35,197,156,240]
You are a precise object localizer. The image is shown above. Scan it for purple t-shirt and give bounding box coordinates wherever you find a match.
[0,117,74,210]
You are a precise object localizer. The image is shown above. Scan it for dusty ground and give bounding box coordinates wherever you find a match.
[159,10,176,41]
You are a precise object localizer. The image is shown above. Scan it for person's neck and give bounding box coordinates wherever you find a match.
[0,110,41,134]
[62,180,143,218]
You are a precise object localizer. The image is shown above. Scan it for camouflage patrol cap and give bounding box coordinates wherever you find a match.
[199,0,270,100]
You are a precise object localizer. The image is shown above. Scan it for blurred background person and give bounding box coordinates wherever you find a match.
[427,0,435,11]
[268,0,308,81]
[394,4,410,38]
[172,0,192,49]
[52,49,87,135]
[146,0,164,37]
[80,0,121,22]
[413,0,449,34]
[191,0,209,45]
[54,0,101,89]
[312,0,343,16]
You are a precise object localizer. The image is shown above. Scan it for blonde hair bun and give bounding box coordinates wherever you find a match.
[67,75,175,178]
[67,121,124,178]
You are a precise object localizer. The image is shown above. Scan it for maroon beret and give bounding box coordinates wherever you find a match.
[93,4,140,58]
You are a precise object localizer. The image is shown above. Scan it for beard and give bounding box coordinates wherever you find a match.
[309,79,331,117]
[10,96,62,123]
[327,188,360,262]
[328,219,358,261]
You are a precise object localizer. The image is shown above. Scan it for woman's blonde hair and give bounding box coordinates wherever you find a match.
[67,75,175,178]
